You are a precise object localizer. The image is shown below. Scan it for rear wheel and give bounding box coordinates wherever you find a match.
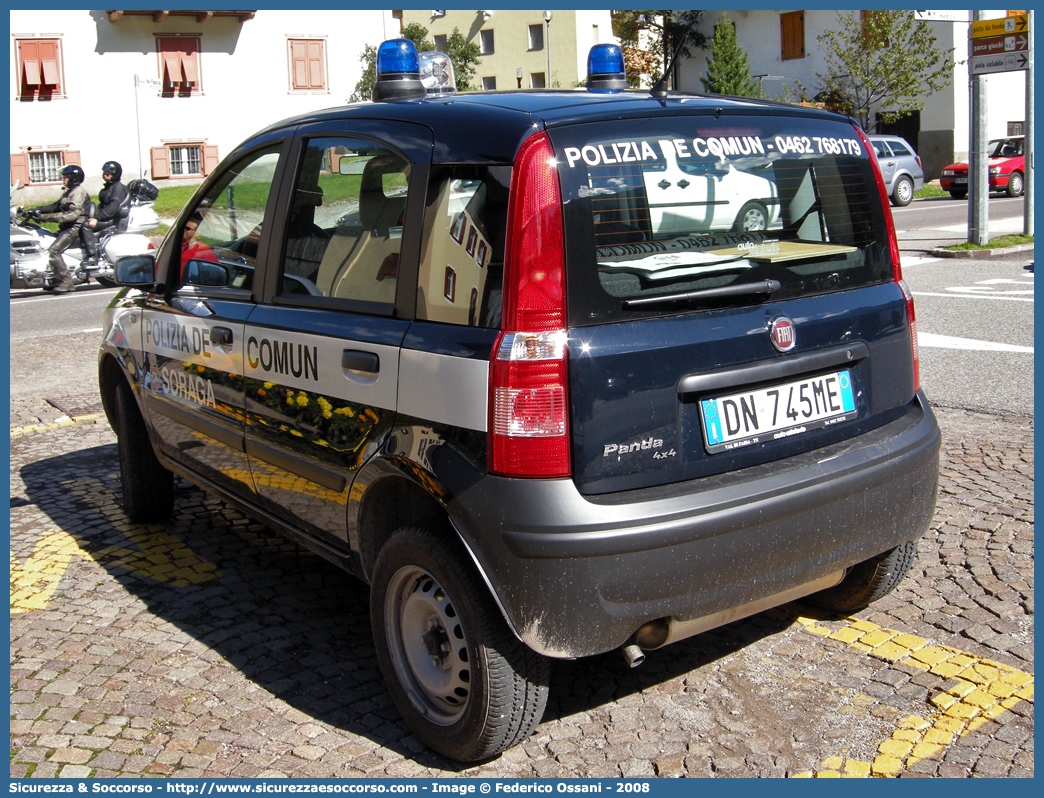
[113,381,174,522]
[371,523,550,762]
[806,542,917,613]
[949,189,967,200]
[733,201,769,232]
[892,175,914,207]
[1006,171,1024,198]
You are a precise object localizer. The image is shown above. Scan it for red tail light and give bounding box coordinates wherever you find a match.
[855,125,920,394]
[490,131,571,477]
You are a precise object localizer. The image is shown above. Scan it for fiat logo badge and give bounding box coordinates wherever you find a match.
[770,317,796,353]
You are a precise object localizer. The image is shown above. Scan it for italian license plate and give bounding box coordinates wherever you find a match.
[700,370,856,453]
[954,177,968,184]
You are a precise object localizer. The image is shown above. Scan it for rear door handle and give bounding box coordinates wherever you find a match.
[342,349,380,374]
[211,326,233,347]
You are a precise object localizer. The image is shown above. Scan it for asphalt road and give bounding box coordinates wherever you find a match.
[894,194,1030,253]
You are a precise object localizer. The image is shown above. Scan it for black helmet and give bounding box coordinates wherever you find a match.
[61,165,85,187]
[101,160,123,182]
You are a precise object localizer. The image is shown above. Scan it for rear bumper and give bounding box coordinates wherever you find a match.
[448,392,940,658]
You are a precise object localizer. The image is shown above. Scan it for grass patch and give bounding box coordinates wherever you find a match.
[915,184,947,199]
[151,184,201,218]
[945,234,1033,251]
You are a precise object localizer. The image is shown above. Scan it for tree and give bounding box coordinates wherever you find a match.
[612,10,706,89]
[349,22,480,102]
[700,12,758,97]
[810,11,955,130]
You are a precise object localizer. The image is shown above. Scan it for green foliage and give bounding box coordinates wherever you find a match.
[808,11,955,130]
[612,10,706,88]
[700,13,758,97]
[349,23,481,102]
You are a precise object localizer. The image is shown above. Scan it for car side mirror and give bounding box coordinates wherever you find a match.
[114,254,157,286]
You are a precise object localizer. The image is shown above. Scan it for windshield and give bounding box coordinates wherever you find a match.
[554,115,895,324]
[987,138,1024,158]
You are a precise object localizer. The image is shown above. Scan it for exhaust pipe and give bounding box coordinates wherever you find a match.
[621,643,645,668]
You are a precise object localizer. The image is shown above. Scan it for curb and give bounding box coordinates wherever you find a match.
[930,243,1035,259]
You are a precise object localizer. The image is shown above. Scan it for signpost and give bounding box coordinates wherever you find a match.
[965,12,1034,241]
[914,11,969,23]
[970,14,1030,74]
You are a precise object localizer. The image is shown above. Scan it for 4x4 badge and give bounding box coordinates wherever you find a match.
[770,317,795,352]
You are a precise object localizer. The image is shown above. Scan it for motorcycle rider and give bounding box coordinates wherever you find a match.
[81,160,130,266]
[25,164,88,293]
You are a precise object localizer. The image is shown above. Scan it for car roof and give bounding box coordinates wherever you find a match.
[250,90,855,163]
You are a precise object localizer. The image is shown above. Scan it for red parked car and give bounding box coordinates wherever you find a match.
[940,136,1025,199]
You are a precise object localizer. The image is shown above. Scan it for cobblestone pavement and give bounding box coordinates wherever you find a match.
[9,405,1032,779]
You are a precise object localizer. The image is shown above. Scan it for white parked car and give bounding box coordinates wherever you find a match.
[642,144,781,234]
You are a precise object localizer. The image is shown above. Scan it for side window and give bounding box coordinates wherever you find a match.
[180,145,281,291]
[872,141,890,158]
[416,166,510,328]
[889,141,912,157]
[276,137,410,309]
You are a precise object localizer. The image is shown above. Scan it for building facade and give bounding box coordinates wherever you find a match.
[676,9,1029,180]
[11,9,397,200]
[400,10,616,91]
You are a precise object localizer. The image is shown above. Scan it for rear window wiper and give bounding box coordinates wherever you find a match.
[622,279,780,309]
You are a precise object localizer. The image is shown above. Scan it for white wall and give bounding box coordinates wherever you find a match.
[10,10,393,199]
[572,11,617,82]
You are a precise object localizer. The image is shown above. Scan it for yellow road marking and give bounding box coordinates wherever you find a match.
[11,526,220,613]
[788,611,1033,777]
[10,412,106,437]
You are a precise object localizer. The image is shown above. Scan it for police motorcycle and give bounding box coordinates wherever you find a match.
[11,177,159,290]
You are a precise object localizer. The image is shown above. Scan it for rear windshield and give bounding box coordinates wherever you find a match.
[553,115,895,324]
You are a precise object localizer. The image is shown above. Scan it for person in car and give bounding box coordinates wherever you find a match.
[180,210,219,279]
[81,160,130,266]
[28,164,88,293]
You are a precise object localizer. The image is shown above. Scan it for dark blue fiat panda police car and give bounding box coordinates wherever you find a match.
[99,41,940,762]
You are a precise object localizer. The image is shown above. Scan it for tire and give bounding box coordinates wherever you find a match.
[949,189,967,200]
[1006,171,1024,198]
[806,542,917,614]
[891,175,914,207]
[371,523,550,762]
[733,201,769,232]
[113,381,175,522]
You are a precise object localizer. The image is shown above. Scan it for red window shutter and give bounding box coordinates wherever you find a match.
[63,150,81,167]
[182,55,199,85]
[39,40,61,90]
[41,59,59,85]
[307,40,324,89]
[24,58,41,86]
[151,147,170,180]
[11,152,30,187]
[165,56,182,84]
[291,40,307,89]
[20,40,41,97]
[202,145,219,175]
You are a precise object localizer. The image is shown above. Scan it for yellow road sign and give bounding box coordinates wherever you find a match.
[972,14,1027,39]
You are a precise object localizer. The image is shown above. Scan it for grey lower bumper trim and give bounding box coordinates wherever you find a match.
[654,569,845,649]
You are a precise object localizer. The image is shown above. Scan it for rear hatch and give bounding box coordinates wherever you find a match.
[549,112,918,495]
